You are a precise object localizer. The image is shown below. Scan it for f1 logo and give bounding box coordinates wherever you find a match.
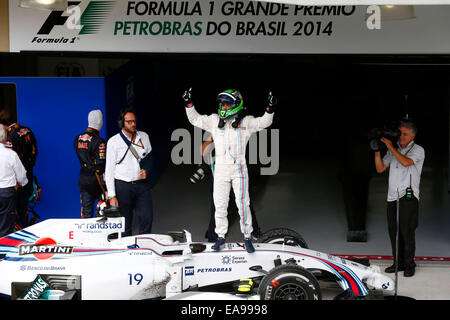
[38,1,81,34]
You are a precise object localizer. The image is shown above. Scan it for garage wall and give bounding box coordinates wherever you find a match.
[0,77,106,221]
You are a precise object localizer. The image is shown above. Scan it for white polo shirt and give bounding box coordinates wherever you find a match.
[105,130,152,198]
[0,143,28,188]
[382,140,425,201]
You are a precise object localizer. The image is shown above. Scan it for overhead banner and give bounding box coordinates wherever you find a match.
[8,0,450,53]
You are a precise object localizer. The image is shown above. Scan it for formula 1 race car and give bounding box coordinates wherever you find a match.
[0,215,394,300]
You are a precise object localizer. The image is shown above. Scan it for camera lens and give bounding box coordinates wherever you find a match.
[189,167,205,184]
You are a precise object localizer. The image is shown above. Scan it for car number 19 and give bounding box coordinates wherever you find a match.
[128,273,143,285]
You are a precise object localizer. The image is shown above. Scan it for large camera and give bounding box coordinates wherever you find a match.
[368,122,401,152]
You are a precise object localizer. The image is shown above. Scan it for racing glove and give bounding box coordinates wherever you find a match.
[266,91,277,114]
[182,88,193,108]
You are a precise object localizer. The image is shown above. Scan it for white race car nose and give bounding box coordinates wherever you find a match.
[365,272,395,291]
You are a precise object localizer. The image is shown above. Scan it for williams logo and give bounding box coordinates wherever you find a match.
[32,0,115,44]
[19,238,74,260]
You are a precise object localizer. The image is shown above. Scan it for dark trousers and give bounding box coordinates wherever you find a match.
[386,195,419,270]
[115,179,153,237]
[15,180,33,228]
[0,187,16,238]
[79,173,105,219]
[80,191,97,219]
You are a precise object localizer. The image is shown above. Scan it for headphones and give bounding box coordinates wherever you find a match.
[118,107,136,129]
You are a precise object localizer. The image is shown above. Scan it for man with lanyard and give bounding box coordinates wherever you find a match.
[0,109,37,229]
[74,109,106,218]
[374,120,425,277]
[105,107,153,236]
[0,125,28,238]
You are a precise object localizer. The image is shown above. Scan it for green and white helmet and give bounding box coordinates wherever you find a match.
[217,89,243,120]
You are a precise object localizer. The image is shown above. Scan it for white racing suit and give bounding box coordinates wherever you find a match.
[186,106,274,238]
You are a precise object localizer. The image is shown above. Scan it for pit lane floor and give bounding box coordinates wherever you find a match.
[320,263,450,300]
[149,159,450,300]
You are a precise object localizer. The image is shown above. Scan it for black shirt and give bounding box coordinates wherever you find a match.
[74,128,106,195]
[6,123,37,180]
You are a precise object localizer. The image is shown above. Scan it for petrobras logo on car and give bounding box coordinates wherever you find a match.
[21,276,50,300]
[184,266,232,275]
[196,267,232,273]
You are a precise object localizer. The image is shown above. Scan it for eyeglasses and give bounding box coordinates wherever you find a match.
[124,120,136,124]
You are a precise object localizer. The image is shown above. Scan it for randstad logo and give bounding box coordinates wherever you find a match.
[37,1,115,35]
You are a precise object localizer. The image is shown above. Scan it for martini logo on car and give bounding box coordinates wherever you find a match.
[18,238,74,260]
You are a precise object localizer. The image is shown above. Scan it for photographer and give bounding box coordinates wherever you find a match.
[374,121,425,277]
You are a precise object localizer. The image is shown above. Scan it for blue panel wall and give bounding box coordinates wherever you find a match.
[0,78,106,221]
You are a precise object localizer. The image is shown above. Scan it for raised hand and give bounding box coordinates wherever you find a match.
[182,87,193,106]
[266,91,277,113]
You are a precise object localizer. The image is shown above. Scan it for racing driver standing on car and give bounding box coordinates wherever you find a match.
[182,88,276,253]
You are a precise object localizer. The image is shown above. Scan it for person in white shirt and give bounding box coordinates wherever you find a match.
[374,120,425,277]
[0,125,28,238]
[105,107,153,236]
